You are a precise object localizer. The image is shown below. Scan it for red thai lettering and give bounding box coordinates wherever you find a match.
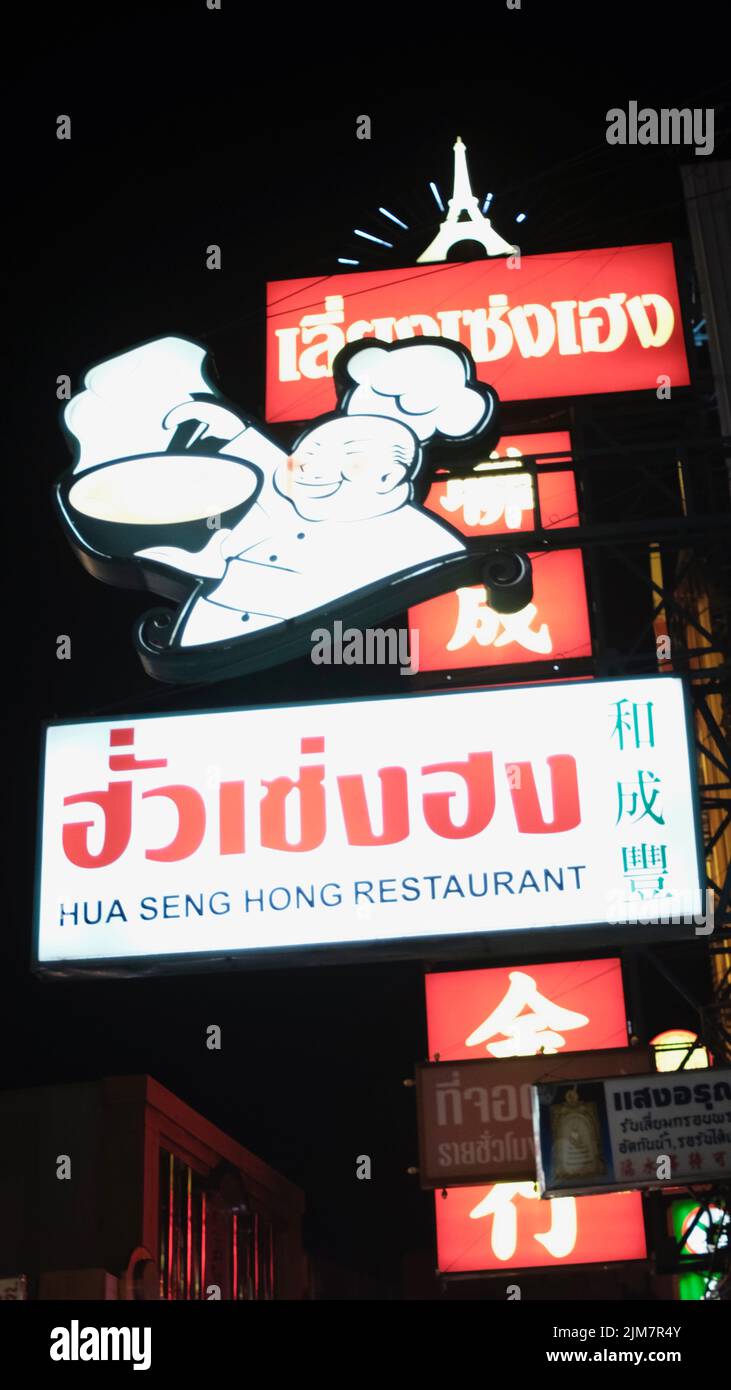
[337,768,410,845]
[63,782,133,868]
[421,754,496,838]
[108,726,167,771]
[219,781,245,855]
[260,740,326,852]
[61,728,586,866]
[507,755,580,833]
[143,785,206,861]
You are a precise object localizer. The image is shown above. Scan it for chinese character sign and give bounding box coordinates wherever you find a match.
[612,697,670,907]
[266,245,689,421]
[426,959,628,1062]
[409,432,590,673]
[425,431,576,537]
[435,1185,646,1273]
[411,551,591,673]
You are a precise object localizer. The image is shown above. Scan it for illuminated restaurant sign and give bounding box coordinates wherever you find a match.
[411,550,590,673]
[425,958,629,1062]
[35,675,703,969]
[435,1186,646,1274]
[266,243,690,421]
[421,432,577,539]
[409,431,591,673]
[55,335,544,684]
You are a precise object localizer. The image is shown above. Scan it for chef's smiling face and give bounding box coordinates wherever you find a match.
[274,416,417,522]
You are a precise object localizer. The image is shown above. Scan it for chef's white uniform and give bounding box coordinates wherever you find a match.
[178,502,465,647]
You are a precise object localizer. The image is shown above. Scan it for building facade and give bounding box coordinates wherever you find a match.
[0,1076,306,1300]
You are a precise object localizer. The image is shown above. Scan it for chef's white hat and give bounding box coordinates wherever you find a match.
[64,336,214,473]
[342,341,492,442]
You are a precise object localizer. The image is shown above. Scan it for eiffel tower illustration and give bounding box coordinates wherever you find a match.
[418,136,516,263]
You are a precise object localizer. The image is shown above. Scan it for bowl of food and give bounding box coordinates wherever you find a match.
[56,451,262,582]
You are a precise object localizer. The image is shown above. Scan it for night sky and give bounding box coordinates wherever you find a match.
[4,5,730,1294]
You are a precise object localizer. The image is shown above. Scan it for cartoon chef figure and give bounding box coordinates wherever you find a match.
[58,335,499,657]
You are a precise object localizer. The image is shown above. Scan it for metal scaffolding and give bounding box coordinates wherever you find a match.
[439,411,731,1298]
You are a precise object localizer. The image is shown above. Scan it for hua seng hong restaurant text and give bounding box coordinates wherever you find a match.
[35,676,703,967]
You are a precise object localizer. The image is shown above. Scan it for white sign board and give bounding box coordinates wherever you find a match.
[534,1068,731,1196]
[35,676,703,967]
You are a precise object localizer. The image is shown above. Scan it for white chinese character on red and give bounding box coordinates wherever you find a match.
[470,1183,578,1260]
[447,589,552,655]
[465,970,589,1057]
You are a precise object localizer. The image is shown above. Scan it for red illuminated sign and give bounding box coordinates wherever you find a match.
[409,432,590,672]
[435,1185,646,1273]
[425,959,628,1061]
[425,431,577,537]
[266,244,689,421]
[411,551,591,673]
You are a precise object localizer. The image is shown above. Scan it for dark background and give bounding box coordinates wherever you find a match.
[3,3,730,1294]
